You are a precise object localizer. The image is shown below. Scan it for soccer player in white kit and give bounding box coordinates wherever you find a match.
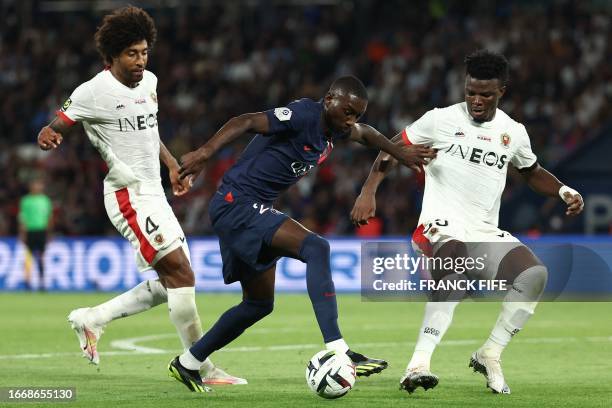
[351,50,584,394]
[36,6,245,387]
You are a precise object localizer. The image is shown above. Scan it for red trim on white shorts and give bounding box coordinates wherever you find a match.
[412,224,433,257]
[56,110,76,126]
[115,188,157,264]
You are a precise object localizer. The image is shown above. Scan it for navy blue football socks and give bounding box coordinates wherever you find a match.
[189,298,273,362]
[299,233,342,342]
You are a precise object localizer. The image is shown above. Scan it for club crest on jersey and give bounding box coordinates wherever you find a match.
[501,133,511,148]
[150,92,157,104]
[274,107,292,121]
[60,98,72,112]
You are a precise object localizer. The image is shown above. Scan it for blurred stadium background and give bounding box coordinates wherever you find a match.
[1,0,610,240]
[1,2,611,406]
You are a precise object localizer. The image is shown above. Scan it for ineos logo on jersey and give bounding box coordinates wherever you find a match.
[445,144,508,169]
[291,161,315,177]
[117,114,158,132]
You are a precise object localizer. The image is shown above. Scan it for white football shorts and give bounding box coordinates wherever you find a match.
[411,217,523,280]
[104,184,190,272]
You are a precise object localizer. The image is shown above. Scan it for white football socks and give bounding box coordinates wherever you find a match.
[90,279,167,325]
[325,338,350,354]
[179,350,204,371]
[483,300,538,358]
[407,301,458,371]
[166,286,215,373]
[482,265,547,358]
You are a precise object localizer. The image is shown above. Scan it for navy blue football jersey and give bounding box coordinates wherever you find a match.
[220,98,348,203]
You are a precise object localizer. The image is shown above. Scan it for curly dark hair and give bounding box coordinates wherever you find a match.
[94,6,157,65]
[465,49,509,86]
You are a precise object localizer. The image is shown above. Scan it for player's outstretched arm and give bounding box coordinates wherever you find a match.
[160,141,192,196]
[179,112,269,180]
[37,117,71,150]
[350,133,403,226]
[519,163,584,216]
[349,123,436,171]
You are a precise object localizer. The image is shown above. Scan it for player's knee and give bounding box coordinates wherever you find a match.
[299,233,330,261]
[243,298,274,321]
[156,251,195,287]
[514,264,548,299]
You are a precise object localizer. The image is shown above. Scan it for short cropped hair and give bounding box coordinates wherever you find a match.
[94,6,157,65]
[465,49,509,86]
[329,76,368,100]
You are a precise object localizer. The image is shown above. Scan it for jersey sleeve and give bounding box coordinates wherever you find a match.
[56,82,97,125]
[402,108,438,145]
[510,125,538,170]
[264,99,313,135]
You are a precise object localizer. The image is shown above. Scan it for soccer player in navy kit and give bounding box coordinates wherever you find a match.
[169,76,437,391]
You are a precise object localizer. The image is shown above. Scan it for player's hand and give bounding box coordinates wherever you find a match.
[393,142,437,172]
[562,191,584,216]
[350,192,376,226]
[37,126,63,150]
[179,148,207,181]
[170,166,193,196]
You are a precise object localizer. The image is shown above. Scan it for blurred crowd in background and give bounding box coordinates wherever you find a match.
[1,0,610,237]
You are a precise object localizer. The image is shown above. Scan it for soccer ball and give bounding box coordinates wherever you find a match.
[305,350,356,399]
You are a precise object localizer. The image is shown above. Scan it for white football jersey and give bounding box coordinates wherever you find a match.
[404,102,537,228]
[57,70,162,194]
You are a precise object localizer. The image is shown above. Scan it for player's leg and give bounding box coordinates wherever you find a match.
[270,217,388,376]
[67,278,168,364]
[170,266,275,392]
[155,246,248,386]
[401,239,469,393]
[26,231,46,291]
[68,191,180,364]
[470,245,547,394]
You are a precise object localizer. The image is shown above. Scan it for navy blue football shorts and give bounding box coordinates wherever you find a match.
[209,189,289,284]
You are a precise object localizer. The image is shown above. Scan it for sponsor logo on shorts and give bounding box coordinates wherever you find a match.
[253,203,270,214]
[154,233,164,244]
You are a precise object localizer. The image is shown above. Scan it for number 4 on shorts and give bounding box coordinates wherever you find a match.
[145,216,159,234]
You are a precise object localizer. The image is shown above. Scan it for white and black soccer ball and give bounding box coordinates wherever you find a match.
[305,350,356,399]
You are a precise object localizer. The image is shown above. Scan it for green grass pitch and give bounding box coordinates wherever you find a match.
[1,293,611,407]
